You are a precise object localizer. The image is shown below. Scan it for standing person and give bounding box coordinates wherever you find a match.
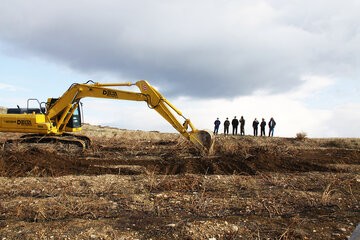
[232,116,239,135]
[260,118,266,136]
[252,118,259,136]
[224,118,230,135]
[240,116,245,136]
[214,118,221,135]
[268,117,276,137]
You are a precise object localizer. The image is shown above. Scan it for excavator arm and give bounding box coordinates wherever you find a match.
[46,80,214,152]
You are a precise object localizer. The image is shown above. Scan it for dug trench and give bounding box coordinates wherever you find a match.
[1,139,359,177]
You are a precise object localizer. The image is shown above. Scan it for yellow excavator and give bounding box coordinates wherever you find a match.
[0,80,214,153]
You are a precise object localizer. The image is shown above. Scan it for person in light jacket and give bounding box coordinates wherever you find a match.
[268,117,276,137]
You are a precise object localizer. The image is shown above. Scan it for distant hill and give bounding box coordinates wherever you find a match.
[0,107,7,114]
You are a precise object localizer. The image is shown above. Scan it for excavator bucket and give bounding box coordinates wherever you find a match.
[190,130,215,154]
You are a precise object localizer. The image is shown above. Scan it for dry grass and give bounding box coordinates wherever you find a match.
[320,183,336,206]
[0,173,359,239]
[0,125,359,239]
[80,123,179,142]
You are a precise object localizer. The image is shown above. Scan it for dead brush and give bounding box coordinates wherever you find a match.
[188,190,207,214]
[15,201,38,221]
[182,176,209,214]
[339,179,359,203]
[145,169,162,193]
[257,172,290,187]
[0,150,28,177]
[86,136,102,154]
[173,137,198,154]
[320,184,336,206]
[147,174,205,193]
[295,132,307,141]
[214,139,249,156]
[278,216,300,240]
[27,193,114,221]
[231,174,259,191]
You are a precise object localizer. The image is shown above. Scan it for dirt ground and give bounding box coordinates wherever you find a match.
[0,125,359,239]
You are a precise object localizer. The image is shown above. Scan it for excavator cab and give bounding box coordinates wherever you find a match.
[64,105,82,130]
[47,98,83,131]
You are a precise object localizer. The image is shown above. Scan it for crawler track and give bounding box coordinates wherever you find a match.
[2,133,91,152]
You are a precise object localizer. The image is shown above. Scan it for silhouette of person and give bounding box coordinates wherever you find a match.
[268,117,276,137]
[252,118,259,136]
[240,116,245,136]
[214,118,221,135]
[260,118,266,136]
[224,117,230,135]
[232,116,239,135]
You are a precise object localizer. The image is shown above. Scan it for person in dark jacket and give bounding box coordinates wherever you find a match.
[260,118,266,136]
[214,118,221,135]
[239,116,245,136]
[252,118,259,136]
[268,117,276,137]
[232,116,239,135]
[224,117,230,135]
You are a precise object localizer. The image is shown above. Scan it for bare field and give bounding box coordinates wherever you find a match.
[0,125,359,239]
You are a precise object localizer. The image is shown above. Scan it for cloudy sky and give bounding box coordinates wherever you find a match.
[0,0,359,137]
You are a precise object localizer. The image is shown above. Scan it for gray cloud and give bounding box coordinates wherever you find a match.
[0,0,359,98]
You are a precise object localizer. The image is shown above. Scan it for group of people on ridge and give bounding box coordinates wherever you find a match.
[214,116,276,137]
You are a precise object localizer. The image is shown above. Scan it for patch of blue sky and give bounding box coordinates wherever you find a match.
[0,41,88,107]
[301,80,359,110]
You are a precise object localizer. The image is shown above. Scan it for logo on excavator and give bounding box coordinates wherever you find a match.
[103,90,118,98]
[17,120,32,126]
[142,85,148,91]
